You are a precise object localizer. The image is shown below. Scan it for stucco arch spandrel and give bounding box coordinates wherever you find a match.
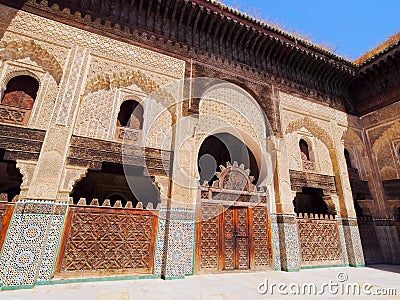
[1,69,42,88]
[84,69,159,96]
[342,128,366,156]
[0,40,62,84]
[285,117,334,150]
[372,120,400,155]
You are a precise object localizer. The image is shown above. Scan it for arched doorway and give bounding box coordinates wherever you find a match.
[195,133,270,273]
[198,133,259,186]
[70,162,159,208]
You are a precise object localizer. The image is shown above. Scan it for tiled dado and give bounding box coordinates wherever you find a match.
[337,218,365,267]
[272,214,301,272]
[154,209,196,279]
[270,214,281,271]
[0,200,67,288]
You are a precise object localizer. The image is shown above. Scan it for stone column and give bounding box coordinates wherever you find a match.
[270,136,301,272]
[0,46,91,288]
[331,122,364,267]
[26,46,90,200]
[154,96,197,279]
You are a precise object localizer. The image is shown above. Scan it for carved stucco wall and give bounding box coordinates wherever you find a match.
[74,62,182,143]
[362,101,400,216]
[342,125,378,215]
[170,83,274,208]
[0,4,184,141]
[279,91,357,218]
[198,85,272,183]
[280,93,343,177]
[363,101,400,181]
[0,5,185,199]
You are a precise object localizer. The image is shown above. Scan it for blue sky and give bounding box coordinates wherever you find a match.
[222,0,400,60]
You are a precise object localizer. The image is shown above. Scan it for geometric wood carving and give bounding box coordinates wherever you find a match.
[198,203,219,271]
[252,206,270,267]
[197,204,270,273]
[223,207,235,270]
[297,217,343,266]
[236,207,250,270]
[290,170,337,195]
[58,206,158,275]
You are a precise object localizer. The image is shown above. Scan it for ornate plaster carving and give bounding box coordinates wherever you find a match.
[372,120,400,155]
[0,40,62,83]
[16,161,37,193]
[285,117,334,150]
[342,128,366,156]
[61,167,88,193]
[84,69,159,96]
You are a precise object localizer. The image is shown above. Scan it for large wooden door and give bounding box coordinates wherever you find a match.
[222,207,250,270]
[196,203,270,273]
[196,164,270,273]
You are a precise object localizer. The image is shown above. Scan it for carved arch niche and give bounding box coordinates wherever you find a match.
[285,117,345,217]
[372,121,400,180]
[0,43,61,130]
[342,128,367,176]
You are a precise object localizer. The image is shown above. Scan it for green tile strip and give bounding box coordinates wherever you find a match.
[300,264,350,270]
[35,274,158,286]
[2,284,35,291]
[349,264,365,268]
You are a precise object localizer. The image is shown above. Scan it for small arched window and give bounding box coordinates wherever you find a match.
[344,149,352,169]
[1,75,39,109]
[117,100,143,129]
[299,139,310,161]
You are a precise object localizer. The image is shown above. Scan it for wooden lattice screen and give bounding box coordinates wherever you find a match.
[55,203,158,276]
[297,215,343,266]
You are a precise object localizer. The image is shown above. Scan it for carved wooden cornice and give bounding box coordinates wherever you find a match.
[351,44,400,115]
[1,0,357,110]
[0,123,46,161]
[2,0,399,116]
[289,170,337,195]
[67,135,172,177]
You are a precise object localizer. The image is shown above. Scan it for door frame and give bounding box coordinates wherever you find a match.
[221,206,252,271]
[195,202,271,273]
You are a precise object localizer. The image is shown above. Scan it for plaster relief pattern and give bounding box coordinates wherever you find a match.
[0,4,184,79]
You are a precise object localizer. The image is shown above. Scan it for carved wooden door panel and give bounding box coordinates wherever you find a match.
[222,207,250,270]
[197,203,220,272]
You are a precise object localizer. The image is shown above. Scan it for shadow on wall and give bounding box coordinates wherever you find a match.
[293,187,329,215]
[70,162,159,208]
[366,265,400,274]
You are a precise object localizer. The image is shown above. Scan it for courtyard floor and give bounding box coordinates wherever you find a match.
[1,265,399,300]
